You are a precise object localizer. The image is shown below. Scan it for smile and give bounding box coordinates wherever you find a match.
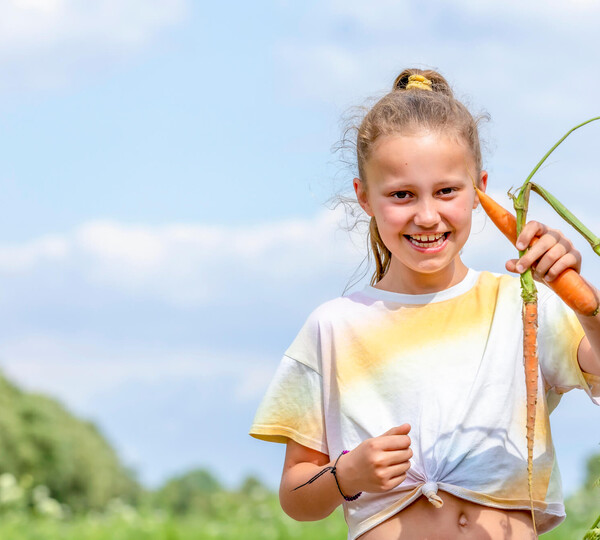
[405,232,450,249]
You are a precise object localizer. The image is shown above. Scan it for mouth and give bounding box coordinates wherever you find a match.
[404,232,450,250]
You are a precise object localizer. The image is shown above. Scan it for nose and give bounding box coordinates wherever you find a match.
[413,198,441,228]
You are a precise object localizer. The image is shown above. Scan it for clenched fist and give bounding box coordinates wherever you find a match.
[335,424,413,495]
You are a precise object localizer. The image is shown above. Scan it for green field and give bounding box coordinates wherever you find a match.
[0,485,597,540]
[3,371,597,539]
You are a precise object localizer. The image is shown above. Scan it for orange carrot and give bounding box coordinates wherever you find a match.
[476,187,599,317]
[522,300,538,536]
[473,117,600,536]
[474,186,598,536]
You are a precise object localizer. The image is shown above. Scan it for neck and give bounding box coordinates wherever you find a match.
[374,260,469,295]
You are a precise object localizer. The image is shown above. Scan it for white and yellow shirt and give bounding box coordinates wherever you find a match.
[250,270,600,538]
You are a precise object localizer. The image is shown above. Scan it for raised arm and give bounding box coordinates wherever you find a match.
[575,300,600,377]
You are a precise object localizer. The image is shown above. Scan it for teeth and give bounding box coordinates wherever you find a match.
[410,233,445,241]
[408,233,447,248]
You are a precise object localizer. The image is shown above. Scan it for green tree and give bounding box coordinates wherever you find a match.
[0,371,139,512]
[154,468,222,515]
[584,451,600,490]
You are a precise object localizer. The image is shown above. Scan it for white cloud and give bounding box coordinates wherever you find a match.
[0,234,69,271]
[327,0,600,32]
[0,198,598,309]
[0,333,274,413]
[274,0,600,128]
[0,208,365,307]
[0,0,188,92]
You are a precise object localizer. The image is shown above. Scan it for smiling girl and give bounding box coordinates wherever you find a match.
[249,68,600,539]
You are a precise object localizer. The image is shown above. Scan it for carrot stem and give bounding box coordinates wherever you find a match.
[511,183,538,303]
[520,116,600,189]
[530,182,600,256]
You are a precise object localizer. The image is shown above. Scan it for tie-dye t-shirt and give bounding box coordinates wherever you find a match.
[249,270,600,538]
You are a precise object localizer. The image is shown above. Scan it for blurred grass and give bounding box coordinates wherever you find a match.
[1,464,597,539]
[0,490,596,540]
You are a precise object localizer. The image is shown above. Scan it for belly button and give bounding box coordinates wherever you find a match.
[458,513,468,528]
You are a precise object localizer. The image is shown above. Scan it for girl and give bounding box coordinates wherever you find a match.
[249,68,600,539]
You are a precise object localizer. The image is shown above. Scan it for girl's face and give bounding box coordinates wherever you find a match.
[354,131,487,293]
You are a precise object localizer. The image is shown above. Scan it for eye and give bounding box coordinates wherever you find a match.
[391,191,411,200]
[438,187,456,196]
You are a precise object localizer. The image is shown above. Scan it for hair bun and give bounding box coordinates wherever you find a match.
[393,68,453,97]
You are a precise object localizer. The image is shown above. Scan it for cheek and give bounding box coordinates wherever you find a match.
[455,211,474,236]
[378,204,409,225]
[448,202,474,227]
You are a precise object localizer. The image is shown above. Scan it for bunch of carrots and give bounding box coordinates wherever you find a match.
[473,117,600,538]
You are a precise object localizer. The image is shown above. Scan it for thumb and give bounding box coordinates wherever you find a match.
[505,259,519,274]
[382,423,411,436]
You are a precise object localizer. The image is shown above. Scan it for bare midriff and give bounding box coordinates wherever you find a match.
[359,491,537,540]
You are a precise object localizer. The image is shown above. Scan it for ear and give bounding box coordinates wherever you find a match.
[473,170,488,209]
[353,178,374,216]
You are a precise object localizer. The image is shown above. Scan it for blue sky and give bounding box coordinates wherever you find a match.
[0,0,599,497]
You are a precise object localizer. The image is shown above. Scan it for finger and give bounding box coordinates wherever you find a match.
[387,461,411,479]
[515,231,561,273]
[386,461,410,482]
[382,424,411,437]
[516,221,548,251]
[541,252,582,282]
[382,473,408,491]
[381,435,411,451]
[505,259,519,274]
[531,242,568,279]
[382,448,413,465]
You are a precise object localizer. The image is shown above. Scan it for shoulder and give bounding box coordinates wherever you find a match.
[285,290,379,371]
[300,289,378,329]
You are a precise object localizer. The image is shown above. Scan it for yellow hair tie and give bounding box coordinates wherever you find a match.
[405,74,432,91]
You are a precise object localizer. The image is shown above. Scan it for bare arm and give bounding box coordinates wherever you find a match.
[576,301,600,377]
[279,424,413,521]
[279,440,342,521]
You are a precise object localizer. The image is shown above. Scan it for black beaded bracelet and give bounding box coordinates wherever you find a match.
[292,449,362,502]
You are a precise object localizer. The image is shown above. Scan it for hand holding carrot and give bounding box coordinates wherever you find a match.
[335,424,413,495]
[476,186,598,316]
[506,220,582,283]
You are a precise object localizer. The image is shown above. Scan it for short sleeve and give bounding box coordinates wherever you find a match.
[538,288,600,407]
[249,355,328,454]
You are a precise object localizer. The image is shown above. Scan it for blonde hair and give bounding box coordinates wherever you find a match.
[354,68,487,285]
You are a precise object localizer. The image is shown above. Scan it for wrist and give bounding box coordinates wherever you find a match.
[333,450,362,501]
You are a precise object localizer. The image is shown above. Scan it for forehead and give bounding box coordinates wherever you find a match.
[365,132,475,180]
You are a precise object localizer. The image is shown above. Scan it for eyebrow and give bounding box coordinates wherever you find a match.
[383,178,469,189]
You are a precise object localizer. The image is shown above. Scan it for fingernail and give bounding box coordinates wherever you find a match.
[516,264,524,273]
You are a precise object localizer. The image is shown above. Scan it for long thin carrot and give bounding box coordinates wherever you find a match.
[473,117,600,539]
[475,186,598,536]
[522,299,538,537]
[475,187,599,317]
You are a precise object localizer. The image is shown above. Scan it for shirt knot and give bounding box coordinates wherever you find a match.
[422,481,444,508]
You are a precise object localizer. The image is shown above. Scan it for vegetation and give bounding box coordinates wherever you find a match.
[0,373,140,512]
[0,369,597,538]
